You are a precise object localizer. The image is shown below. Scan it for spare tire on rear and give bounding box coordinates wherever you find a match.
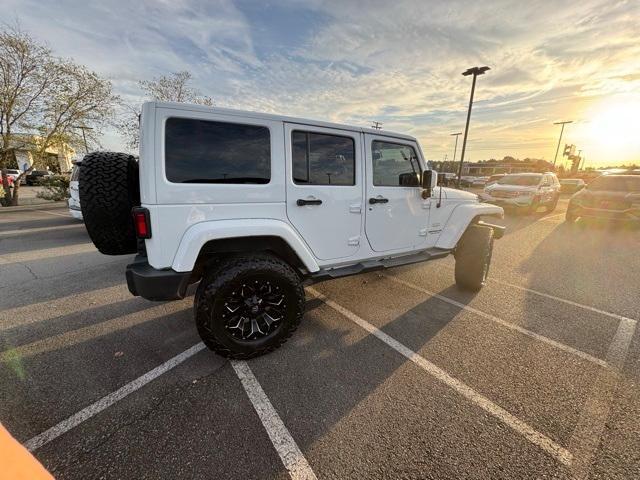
[79,151,140,255]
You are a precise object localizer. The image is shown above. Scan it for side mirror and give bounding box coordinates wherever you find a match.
[421,171,437,198]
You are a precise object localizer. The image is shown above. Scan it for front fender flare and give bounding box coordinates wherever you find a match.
[171,219,320,273]
[435,202,504,249]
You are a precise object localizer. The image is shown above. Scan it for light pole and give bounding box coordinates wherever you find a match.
[552,120,572,167]
[457,66,490,188]
[450,132,462,171]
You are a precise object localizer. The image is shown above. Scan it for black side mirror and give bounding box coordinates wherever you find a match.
[422,170,432,189]
[421,171,433,198]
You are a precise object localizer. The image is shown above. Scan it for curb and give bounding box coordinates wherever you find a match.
[0,201,67,213]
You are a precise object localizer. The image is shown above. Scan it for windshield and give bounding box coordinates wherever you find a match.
[588,176,640,192]
[496,175,541,186]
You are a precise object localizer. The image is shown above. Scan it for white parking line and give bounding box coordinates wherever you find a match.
[232,360,318,480]
[568,317,637,479]
[308,287,573,467]
[24,343,206,451]
[487,277,637,326]
[382,274,609,369]
[0,223,83,237]
[33,209,72,217]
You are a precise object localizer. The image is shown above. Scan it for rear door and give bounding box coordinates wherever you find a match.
[364,134,430,252]
[285,124,363,261]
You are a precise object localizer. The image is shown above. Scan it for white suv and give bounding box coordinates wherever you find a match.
[80,102,504,358]
[483,172,560,214]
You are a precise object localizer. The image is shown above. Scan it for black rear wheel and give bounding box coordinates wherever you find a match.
[195,254,305,359]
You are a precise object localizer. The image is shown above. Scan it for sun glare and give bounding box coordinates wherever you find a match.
[586,99,640,161]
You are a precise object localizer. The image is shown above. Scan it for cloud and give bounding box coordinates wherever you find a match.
[3,0,639,164]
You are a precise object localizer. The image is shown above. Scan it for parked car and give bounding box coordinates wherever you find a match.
[2,175,14,189]
[77,101,505,359]
[566,175,640,224]
[68,163,83,220]
[472,176,489,187]
[486,174,506,186]
[484,172,561,214]
[459,176,476,187]
[4,169,22,183]
[25,170,53,185]
[560,178,586,193]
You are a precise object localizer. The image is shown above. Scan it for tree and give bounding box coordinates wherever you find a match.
[116,71,213,150]
[0,25,117,206]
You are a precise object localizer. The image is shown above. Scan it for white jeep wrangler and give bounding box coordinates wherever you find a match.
[80,101,504,358]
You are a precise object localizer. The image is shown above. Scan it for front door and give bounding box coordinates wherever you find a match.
[285,124,363,261]
[364,134,430,252]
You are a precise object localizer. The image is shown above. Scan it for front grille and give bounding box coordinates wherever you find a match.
[491,190,519,198]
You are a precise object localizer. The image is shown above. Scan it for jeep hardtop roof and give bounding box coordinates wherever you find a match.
[148,101,417,142]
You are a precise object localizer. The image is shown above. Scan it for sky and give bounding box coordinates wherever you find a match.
[3,0,639,167]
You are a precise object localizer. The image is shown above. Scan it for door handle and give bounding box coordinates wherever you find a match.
[296,198,322,206]
[369,197,389,204]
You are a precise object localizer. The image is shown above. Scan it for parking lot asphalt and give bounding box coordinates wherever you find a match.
[1,198,639,479]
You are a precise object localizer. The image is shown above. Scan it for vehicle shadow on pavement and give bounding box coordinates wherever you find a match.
[516,221,639,354]
[498,210,557,237]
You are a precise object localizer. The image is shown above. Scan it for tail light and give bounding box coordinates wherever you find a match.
[132,207,152,239]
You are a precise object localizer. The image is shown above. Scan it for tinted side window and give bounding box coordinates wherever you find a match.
[165,118,270,184]
[292,131,355,186]
[371,141,421,186]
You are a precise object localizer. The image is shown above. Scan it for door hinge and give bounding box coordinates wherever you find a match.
[349,203,362,214]
[418,228,427,237]
[348,236,360,246]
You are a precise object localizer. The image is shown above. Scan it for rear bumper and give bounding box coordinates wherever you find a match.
[126,255,192,301]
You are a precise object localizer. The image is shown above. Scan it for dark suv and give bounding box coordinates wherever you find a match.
[566,175,640,224]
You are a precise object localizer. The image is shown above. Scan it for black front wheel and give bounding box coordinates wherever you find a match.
[195,254,305,359]
[454,225,494,292]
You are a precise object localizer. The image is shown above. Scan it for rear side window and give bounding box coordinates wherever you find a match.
[292,131,355,185]
[371,141,421,186]
[165,118,270,184]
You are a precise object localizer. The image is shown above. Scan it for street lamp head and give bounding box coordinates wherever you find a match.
[462,66,490,76]
[553,120,573,125]
[450,132,462,136]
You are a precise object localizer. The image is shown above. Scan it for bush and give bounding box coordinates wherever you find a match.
[36,175,70,202]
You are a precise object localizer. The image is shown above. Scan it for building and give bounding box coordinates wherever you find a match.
[461,160,553,176]
[4,135,76,173]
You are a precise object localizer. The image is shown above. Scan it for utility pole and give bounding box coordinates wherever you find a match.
[552,121,572,167]
[457,67,490,188]
[371,121,382,130]
[450,132,462,172]
[73,125,94,154]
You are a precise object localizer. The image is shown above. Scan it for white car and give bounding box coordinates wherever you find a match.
[78,101,504,359]
[68,163,83,220]
[483,172,561,214]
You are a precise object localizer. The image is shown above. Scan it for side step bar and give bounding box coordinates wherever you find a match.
[308,248,451,283]
[476,220,506,239]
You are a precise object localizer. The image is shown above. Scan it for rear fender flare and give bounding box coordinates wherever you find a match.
[172,219,319,273]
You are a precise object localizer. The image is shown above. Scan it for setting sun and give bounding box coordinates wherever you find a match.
[581,98,640,164]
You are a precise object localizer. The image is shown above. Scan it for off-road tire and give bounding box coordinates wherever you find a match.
[195,254,305,359]
[79,152,140,255]
[454,225,494,292]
